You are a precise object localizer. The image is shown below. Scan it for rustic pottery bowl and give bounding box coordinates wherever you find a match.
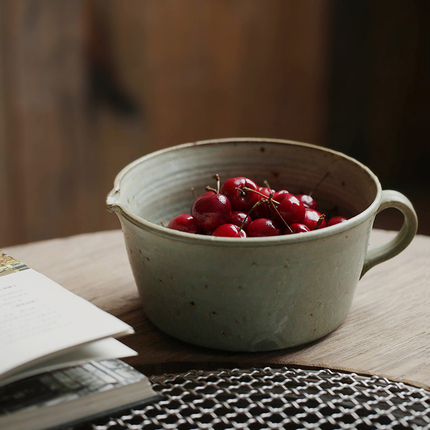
[106,138,417,351]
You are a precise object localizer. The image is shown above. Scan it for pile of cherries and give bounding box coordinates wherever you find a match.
[167,175,348,238]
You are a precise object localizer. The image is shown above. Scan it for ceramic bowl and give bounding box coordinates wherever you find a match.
[106,138,417,351]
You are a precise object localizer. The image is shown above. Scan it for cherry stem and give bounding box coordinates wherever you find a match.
[235,187,246,197]
[309,172,329,197]
[214,174,221,194]
[315,214,326,229]
[191,187,197,199]
[263,180,271,189]
[205,186,217,194]
[242,187,280,205]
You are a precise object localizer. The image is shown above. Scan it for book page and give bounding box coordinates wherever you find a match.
[0,338,137,387]
[0,268,134,380]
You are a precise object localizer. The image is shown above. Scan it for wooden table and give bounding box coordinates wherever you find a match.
[4,229,430,390]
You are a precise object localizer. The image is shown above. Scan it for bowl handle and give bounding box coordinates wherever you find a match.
[360,190,418,278]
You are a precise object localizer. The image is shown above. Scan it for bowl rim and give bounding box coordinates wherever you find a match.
[106,137,382,245]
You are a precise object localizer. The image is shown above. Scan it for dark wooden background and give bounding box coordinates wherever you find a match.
[0,0,428,247]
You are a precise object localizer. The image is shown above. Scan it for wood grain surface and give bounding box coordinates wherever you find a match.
[0,0,331,247]
[2,0,428,248]
[4,229,429,390]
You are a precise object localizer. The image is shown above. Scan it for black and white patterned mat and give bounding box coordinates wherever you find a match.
[76,366,430,429]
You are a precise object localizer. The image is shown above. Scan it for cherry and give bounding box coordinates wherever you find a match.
[250,186,274,219]
[259,186,274,195]
[167,214,203,234]
[169,173,346,238]
[250,200,271,220]
[212,223,246,238]
[270,189,290,220]
[230,211,252,231]
[296,194,318,210]
[191,191,232,230]
[327,216,348,226]
[275,193,306,225]
[303,208,327,230]
[247,218,282,237]
[285,223,311,234]
[272,189,290,203]
[220,177,260,212]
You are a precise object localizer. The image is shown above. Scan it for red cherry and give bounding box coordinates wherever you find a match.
[327,216,348,226]
[191,191,232,230]
[250,201,271,219]
[250,187,274,219]
[272,189,290,202]
[230,211,252,230]
[212,223,247,238]
[303,208,327,230]
[220,177,260,212]
[296,194,318,210]
[285,223,311,234]
[259,186,274,195]
[270,189,290,220]
[167,214,203,234]
[247,218,282,237]
[275,193,306,225]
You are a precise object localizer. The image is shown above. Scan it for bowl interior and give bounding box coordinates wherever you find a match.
[116,140,379,228]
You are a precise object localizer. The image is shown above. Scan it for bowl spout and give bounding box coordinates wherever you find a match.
[106,188,122,213]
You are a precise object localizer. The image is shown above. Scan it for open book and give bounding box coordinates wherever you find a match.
[0,253,159,430]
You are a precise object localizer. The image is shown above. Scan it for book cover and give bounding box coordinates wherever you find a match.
[0,359,160,430]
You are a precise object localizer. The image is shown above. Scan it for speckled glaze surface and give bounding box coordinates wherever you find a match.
[106,138,417,351]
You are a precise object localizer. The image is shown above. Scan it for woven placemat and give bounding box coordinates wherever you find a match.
[74,366,430,429]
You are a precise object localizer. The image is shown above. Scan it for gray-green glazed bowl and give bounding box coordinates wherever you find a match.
[106,138,417,351]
